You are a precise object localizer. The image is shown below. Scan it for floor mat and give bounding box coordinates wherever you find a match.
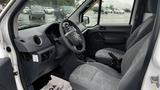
[41,75,72,90]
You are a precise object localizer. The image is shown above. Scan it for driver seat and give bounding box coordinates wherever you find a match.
[69,30,151,90]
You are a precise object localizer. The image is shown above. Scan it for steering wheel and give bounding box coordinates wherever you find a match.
[59,19,86,53]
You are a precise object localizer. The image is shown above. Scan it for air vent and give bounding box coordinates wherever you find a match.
[33,35,42,46]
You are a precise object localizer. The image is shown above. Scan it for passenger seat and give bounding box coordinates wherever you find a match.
[95,0,156,65]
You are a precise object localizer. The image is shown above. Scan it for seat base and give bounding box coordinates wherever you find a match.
[69,62,121,90]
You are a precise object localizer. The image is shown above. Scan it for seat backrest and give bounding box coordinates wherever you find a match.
[121,32,151,74]
[118,0,158,89]
[121,0,158,75]
[126,16,154,50]
[119,32,151,90]
[126,0,157,50]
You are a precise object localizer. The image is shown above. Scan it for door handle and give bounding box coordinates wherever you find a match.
[150,76,159,89]
[99,26,106,30]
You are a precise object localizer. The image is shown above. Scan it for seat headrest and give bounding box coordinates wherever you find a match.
[146,0,158,13]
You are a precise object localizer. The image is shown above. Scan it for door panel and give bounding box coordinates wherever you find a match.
[98,25,131,44]
[84,25,131,58]
[0,58,17,90]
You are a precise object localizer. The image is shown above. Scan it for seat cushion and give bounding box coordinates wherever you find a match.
[95,48,125,65]
[70,63,121,90]
[88,62,122,78]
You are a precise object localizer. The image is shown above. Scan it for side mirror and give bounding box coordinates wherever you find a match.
[83,16,90,25]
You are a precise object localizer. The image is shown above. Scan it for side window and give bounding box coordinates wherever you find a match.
[83,3,99,26]
[0,0,10,13]
[100,0,134,25]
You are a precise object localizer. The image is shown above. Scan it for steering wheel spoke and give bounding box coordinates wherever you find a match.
[64,29,75,37]
[60,19,86,53]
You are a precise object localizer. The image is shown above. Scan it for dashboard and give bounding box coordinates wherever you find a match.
[15,23,62,53]
[14,23,64,84]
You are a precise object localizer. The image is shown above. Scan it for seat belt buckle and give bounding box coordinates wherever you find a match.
[108,52,122,73]
[108,52,122,63]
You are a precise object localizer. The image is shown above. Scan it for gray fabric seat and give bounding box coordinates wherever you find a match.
[70,31,151,90]
[95,12,155,65]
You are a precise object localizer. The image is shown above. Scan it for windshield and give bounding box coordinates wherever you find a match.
[18,0,85,30]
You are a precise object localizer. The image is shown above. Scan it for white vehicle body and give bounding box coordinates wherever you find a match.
[44,7,54,14]
[119,9,125,14]
[22,7,31,14]
[104,9,113,14]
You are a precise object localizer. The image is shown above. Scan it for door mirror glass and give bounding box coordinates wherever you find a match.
[83,16,90,25]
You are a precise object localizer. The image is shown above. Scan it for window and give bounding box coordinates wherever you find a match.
[0,0,10,13]
[100,0,134,25]
[17,0,85,30]
[83,1,99,26]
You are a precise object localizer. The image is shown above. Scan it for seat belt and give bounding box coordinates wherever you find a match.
[108,52,122,73]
